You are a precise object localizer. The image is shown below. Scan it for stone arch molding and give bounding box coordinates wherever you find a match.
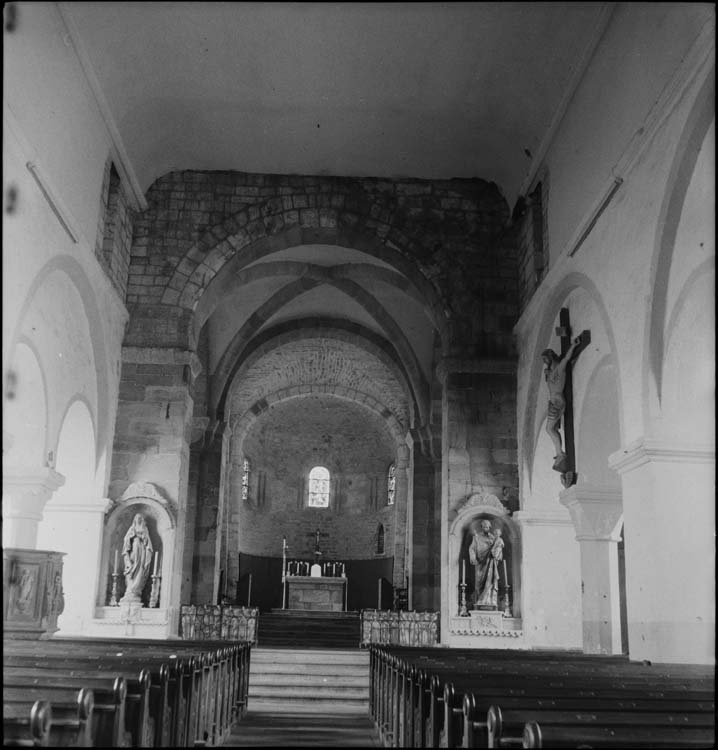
[101,482,176,609]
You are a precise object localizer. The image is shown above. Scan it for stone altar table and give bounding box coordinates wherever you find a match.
[287,576,347,611]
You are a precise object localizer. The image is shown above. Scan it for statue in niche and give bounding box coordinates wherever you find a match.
[469,519,503,610]
[121,513,154,603]
[541,336,581,472]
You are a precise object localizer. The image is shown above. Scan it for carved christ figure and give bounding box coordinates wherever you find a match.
[541,336,581,465]
[122,513,154,602]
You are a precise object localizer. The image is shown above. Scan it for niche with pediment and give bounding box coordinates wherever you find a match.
[98,482,176,609]
[448,492,522,620]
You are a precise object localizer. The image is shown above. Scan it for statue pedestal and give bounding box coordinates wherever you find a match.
[469,609,505,631]
[89,605,170,638]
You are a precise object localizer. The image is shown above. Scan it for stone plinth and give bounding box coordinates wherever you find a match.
[286,576,346,611]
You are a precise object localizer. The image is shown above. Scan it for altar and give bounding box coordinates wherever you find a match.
[286,575,347,612]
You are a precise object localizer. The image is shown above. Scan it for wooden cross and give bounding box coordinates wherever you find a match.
[555,308,590,488]
[306,528,328,560]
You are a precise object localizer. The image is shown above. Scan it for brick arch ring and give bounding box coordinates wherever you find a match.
[228,385,408,451]
[160,204,451,351]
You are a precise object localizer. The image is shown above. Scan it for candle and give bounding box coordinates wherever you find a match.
[113,550,119,575]
[153,551,159,576]
[503,560,508,584]
[461,559,465,585]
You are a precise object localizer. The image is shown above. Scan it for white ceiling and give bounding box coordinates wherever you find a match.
[63,1,608,207]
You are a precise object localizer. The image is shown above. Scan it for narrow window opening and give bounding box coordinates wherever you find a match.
[308,466,330,508]
[387,463,396,505]
[241,458,250,502]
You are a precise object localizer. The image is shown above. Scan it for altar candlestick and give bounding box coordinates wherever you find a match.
[461,559,465,585]
[113,550,119,575]
[502,559,508,584]
[153,551,159,576]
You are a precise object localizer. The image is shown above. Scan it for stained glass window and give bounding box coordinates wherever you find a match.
[387,463,396,505]
[308,466,330,507]
[241,458,250,501]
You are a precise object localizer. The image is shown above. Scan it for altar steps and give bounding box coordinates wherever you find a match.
[248,647,370,714]
[257,609,361,649]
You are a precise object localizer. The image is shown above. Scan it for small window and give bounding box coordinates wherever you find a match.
[241,458,250,501]
[376,524,385,555]
[387,463,396,505]
[308,466,330,508]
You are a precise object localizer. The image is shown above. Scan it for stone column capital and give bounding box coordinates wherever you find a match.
[609,438,715,475]
[512,508,574,528]
[559,484,623,541]
[2,465,66,548]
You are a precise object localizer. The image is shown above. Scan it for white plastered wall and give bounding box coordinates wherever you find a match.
[515,7,714,661]
[3,3,129,631]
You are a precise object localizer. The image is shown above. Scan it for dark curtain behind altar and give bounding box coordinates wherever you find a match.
[237,553,394,612]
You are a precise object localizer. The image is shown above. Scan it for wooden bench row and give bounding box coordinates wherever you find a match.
[3,636,252,748]
[369,645,715,749]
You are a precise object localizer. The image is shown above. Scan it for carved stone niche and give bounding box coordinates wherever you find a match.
[448,492,522,621]
[3,547,65,639]
[99,482,176,610]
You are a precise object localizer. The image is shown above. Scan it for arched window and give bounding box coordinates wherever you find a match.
[387,463,396,505]
[376,524,385,555]
[241,458,250,501]
[308,466,330,508]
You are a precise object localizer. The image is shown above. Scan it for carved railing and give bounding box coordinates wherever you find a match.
[360,609,439,647]
[3,548,65,639]
[179,604,258,643]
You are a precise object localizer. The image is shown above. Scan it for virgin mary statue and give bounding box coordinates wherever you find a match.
[121,513,154,603]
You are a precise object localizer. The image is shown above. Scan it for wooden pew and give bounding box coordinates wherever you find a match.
[438,670,714,749]
[40,636,251,739]
[3,700,52,748]
[370,646,714,749]
[485,702,715,748]
[4,636,250,747]
[4,686,94,748]
[3,655,153,748]
[4,671,130,748]
[522,719,716,748]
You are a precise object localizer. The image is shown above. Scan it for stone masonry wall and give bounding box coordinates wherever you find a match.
[94,160,134,300]
[446,372,518,511]
[126,171,516,356]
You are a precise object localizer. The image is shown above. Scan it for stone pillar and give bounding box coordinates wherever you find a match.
[39,499,113,634]
[560,485,623,654]
[513,509,582,649]
[392,444,410,589]
[438,358,517,644]
[609,439,715,664]
[110,346,202,634]
[2,466,65,549]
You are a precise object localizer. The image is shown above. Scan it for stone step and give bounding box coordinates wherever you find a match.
[249,685,369,700]
[251,672,368,687]
[247,699,370,715]
[252,647,369,665]
[251,663,369,677]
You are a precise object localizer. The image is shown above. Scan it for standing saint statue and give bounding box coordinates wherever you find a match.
[469,519,503,610]
[541,336,581,472]
[121,513,154,603]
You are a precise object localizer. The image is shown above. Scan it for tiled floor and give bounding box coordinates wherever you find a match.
[223,711,382,747]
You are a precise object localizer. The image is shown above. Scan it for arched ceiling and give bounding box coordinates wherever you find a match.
[61,1,609,208]
[206,243,430,430]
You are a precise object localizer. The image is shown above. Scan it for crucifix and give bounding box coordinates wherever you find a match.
[541,308,590,488]
[306,528,328,563]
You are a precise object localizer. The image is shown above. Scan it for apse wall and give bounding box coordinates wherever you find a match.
[238,396,397,559]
